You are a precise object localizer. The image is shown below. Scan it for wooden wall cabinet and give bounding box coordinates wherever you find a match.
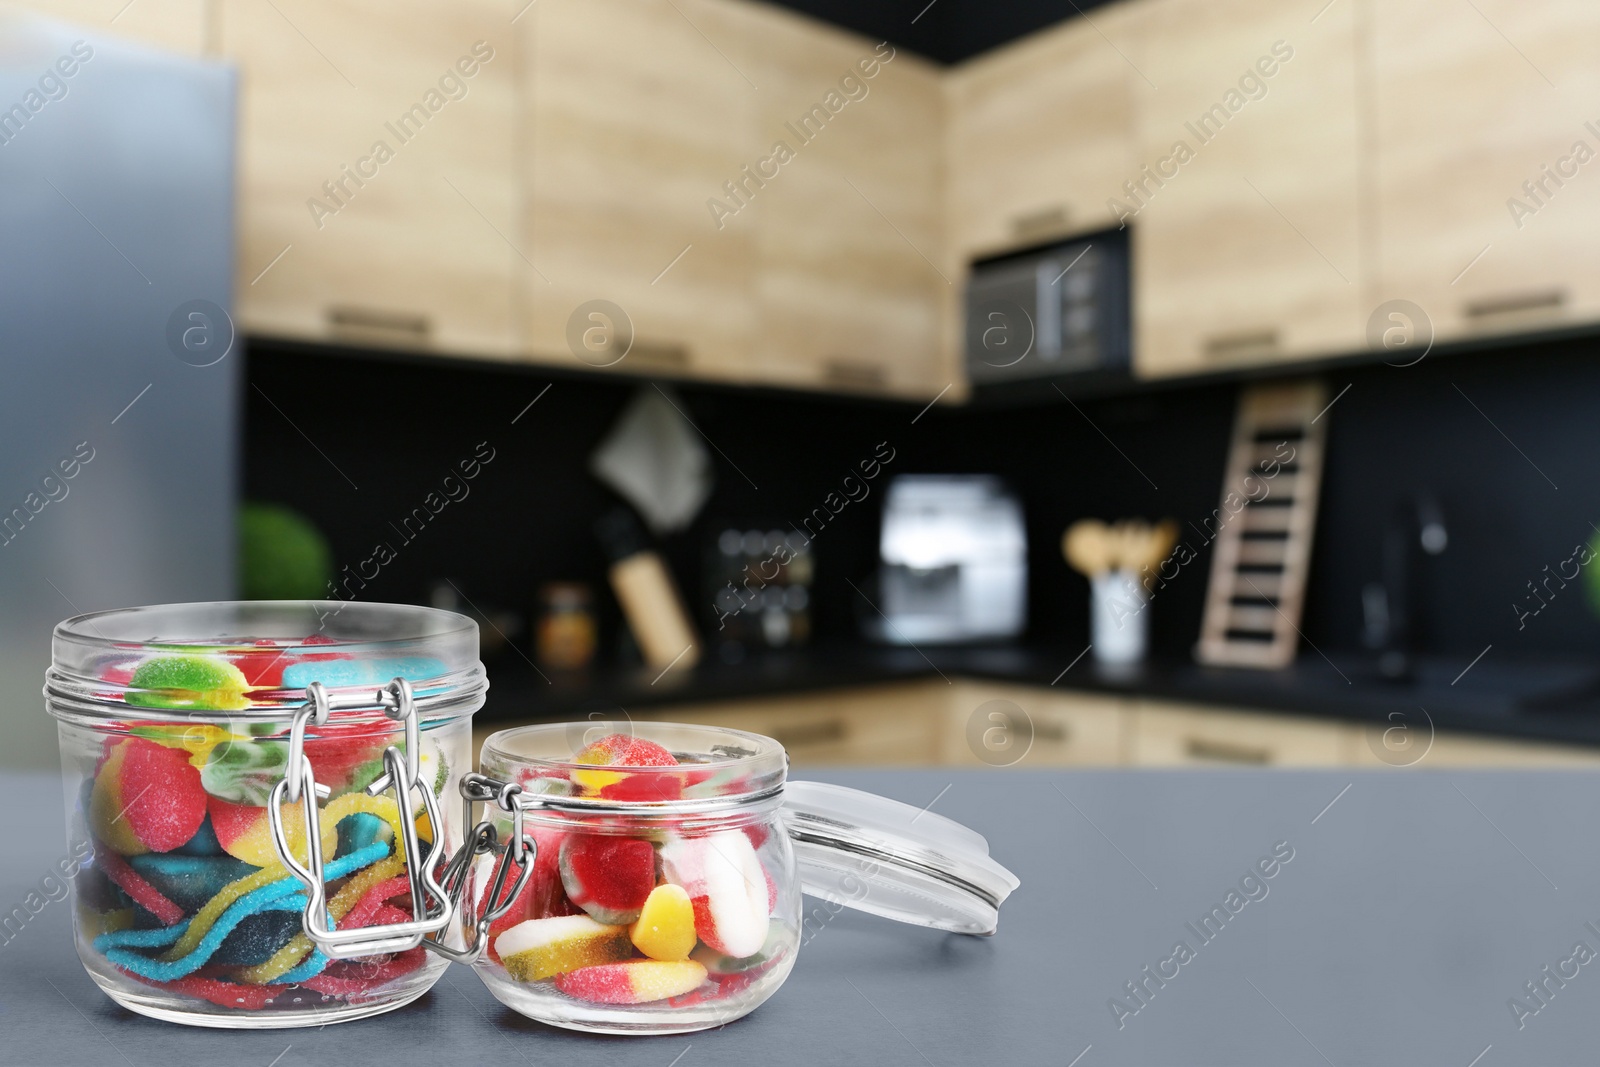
[1369,0,1600,346]
[8,0,212,55]
[1127,0,1362,378]
[943,10,1137,262]
[224,0,517,359]
[521,0,762,381]
[744,4,949,398]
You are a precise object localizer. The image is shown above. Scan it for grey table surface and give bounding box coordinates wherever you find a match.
[3,767,1598,1066]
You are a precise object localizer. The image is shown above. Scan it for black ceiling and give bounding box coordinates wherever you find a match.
[766,0,1113,65]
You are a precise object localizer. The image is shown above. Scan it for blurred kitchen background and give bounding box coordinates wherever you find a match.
[5,0,1600,772]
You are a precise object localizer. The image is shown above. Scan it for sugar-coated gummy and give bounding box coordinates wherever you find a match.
[495,915,632,982]
[558,834,658,925]
[125,655,251,711]
[552,959,709,1005]
[90,739,208,854]
[629,883,697,962]
[659,830,770,959]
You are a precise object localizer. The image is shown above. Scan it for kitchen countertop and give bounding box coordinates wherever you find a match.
[5,768,1598,1064]
[480,642,1600,748]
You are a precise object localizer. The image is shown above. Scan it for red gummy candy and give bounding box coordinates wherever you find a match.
[558,834,658,925]
[341,876,414,930]
[97,850,185,927]
[486,825,577,963]
[303,948,426,999]
[94,737,208,853]
[121,969,282,1011]
[583,734,676,767]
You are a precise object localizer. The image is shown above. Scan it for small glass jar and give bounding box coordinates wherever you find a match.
[45,601,486,1029]
[461,721,1019,1035]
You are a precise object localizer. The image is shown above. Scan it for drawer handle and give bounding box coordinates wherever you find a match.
[1463,289,1565,321]
[1184,737,1272,764]
[1202,329,1279,361]
[823,360,887,391]
[1036,721,1070,744]
[1011,204,1070,244]
[770,718,848,748]
[327,306,430,342]
[624,340,690,370]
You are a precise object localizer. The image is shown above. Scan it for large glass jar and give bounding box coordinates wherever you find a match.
[45,601,485,1029]
[465,721,1019,1035]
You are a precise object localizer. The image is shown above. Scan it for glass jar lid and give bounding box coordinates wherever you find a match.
[45,600,485,725]
[480,720,788,810]
[782,780,1020,936]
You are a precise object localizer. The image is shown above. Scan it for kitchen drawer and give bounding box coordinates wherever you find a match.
[1130,700,1353,767]
[946,681,1129,767]
[1350,727,1600,769]
[638,680,945,766]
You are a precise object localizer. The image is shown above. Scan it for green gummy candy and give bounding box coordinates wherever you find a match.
[201,739,288,805]
[127,655,251,710]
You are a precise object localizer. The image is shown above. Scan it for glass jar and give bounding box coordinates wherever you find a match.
[45,600,486,1029]
[460,721,1019,1035]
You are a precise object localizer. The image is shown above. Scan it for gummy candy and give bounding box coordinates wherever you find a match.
[90,738,208,854]
[629,884,696,962]
[485,825,577,963]
[125,655,251,711]
[552,959,708,1005]
[559,834,658,925]
[659,830,770,959]
[280,655,446,690]
[126,853,252,913]
[495,915,632,982]
[572,733,679,800]
[96,850,185,927]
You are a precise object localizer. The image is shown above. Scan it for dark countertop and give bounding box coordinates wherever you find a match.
[7,768,1599,1065]
[478,641,1600,749]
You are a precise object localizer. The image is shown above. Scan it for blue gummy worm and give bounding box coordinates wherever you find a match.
[96,841,390,982]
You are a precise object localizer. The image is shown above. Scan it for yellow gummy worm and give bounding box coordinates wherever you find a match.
[162,792,425,962]
[237,854,407,985]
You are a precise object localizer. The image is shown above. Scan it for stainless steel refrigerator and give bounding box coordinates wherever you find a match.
[0,12,238,768]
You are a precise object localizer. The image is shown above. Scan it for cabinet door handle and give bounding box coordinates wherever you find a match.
[1202,329,1279,361]
[327,306,430,344]
[1463,289,1565,322]
[823,360,887,391]
[1184,737,1272,764]
[771,718,848,748]
[1011,204,1070,244]
[624,340,690,371]
[1036,720,1071,744]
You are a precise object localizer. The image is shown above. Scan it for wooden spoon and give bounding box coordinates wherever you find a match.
[1062,520,1112,577]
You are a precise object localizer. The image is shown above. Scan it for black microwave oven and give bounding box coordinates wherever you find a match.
[964,226,1130,385]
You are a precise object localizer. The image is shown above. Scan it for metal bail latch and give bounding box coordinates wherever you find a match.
[268,678,455,959]
[423,773,536,964]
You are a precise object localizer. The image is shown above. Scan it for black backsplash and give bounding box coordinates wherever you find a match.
[245,336,1600,668]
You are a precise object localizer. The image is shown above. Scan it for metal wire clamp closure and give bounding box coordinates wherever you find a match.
[423,772,536,964]
[267,678,455,959]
